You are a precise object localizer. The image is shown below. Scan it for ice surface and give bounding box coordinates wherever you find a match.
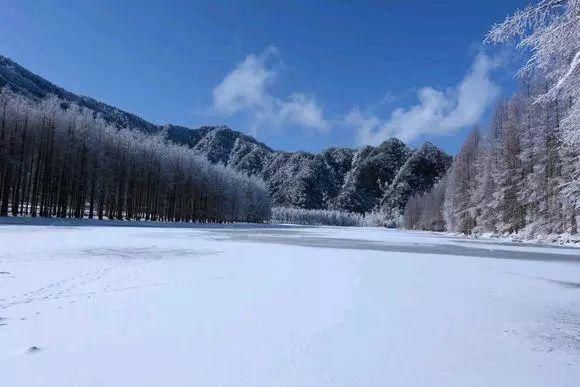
[1,222,579,386]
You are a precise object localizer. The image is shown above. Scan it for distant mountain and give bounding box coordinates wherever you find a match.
[0,54,452,214]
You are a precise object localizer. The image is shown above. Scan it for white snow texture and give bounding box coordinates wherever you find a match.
[1,222,579,386]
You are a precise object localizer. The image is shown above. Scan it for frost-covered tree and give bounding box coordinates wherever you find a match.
[270,206,363,227]
[420,81,576,239]
[444,127,482,233]
[486,0,579,104]
[404,177,447,231]
[0,88,271,223]
[269,206,394,227]
[381,1,579,239]
[487,0,579,228]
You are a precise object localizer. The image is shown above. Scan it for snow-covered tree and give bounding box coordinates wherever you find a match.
[404,177,447,231]
[487,0,579,229]
[0,88,271,223]
[444,127,482,233]
[270,206,363,227]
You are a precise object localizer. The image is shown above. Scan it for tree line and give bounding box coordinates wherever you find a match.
[0,88,271,223]
[406,84,578,238]
[271,207,362,226]
[271,206,388,227]
[404,0,579,240]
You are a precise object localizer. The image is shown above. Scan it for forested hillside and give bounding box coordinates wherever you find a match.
[168,130,451,214]
[381,142,452,217]
[0,55,451,215]
[404,0,579,240]
[0,88,271,222]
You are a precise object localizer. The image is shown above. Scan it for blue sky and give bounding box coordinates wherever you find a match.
[0,0,529,154]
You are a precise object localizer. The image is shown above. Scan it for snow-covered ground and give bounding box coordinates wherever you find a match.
[1,222,579,387]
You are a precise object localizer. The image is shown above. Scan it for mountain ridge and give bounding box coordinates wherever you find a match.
[0,54,452,213]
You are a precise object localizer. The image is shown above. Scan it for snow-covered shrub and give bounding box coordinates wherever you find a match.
[270,206,399,227]
[360,210,393,227]
[271,207,363,226]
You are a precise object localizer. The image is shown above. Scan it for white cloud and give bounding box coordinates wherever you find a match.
[345,107,380,145]
[277,93,329,132]
[212,47,277,116]
[213,50,500,143]
[212,47,330,133]
[352,53,501,145]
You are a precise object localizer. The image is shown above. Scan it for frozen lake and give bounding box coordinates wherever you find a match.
[1,222,579,386]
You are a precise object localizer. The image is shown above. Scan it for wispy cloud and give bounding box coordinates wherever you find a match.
[212,47,330,133]
[350,53,501,145]
[212,49,501,145]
